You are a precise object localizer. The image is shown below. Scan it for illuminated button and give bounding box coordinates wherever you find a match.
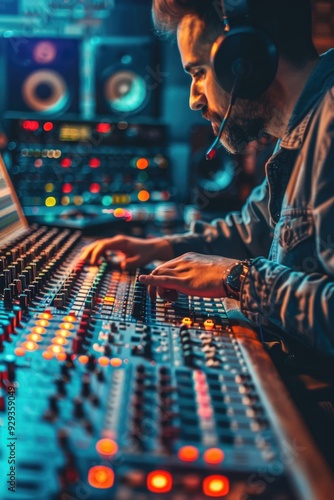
[22,341,38,352]
[147,470,172,494]
[61,158,72,168]
[110,358,122,367]
[14,347,26,357]
[89,183,101,194]
[42,351,54,360]
[43,121,54,132]
[48,345,65,354]
[96,123,111,134]
[22,120,39,131]
[136,157,149,170]
[62,196,71,206]
[34,159,43,168]
[98,357,110,366]
[62,183,73,194]
[198,406,213,419]
[194,382,208,394]
[193,370,206,381]
[60,322,74,330]
[104,296,115,303]
[89,157,101,168]
[196,394,211,406]
[138,190,150,202]
[56,329,71,338]
[39,312,53,319]
[88,466,114,489]
[63,315,77,322]
[27,334,42,343]
[96,439,118,457]
[181,317,192,326]
[32,326,46,335]
[52,337,68,346]
[78,355,89,364]
[36,319,50,327]
[203,475,230,497]
[114,208,125,218]
[177,446,199,462]
[203,448,225,465]
[204,319,215,330]
[45,196,56,207]
[74,196,83,206]
[102,195,112,206]
[56,352,67,361]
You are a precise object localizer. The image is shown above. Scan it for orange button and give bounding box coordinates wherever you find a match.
[203,475,230,497]
[88,466,114,489]
[147,470,172,494]
[96,439,118,457]
[178,446,199,462]
[22,341,38,352]
[203,448,225,465]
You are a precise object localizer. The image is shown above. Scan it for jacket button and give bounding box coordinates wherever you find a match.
[275,212,280,219]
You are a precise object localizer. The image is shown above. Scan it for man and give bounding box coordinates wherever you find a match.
[82,0,334,361]
[82,0,334,465]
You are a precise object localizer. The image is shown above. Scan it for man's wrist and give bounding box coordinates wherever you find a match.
[151,238,174,261]
[222,259,253,300]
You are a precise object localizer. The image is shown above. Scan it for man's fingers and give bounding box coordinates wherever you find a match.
[139,274,182,301]
[148,285,179,301]
[139,274,178,287]
[158,288,179,300]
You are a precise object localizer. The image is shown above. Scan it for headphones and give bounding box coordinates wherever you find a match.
[211,0,279,100]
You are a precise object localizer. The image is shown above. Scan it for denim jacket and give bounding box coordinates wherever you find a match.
[167,49,334,360]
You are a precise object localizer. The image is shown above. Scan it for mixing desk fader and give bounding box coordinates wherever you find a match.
[0,155,333,499]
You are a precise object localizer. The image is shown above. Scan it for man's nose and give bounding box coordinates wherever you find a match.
[189,83,207,111]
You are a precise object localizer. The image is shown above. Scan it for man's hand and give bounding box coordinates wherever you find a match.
[139,252,238,300]
[81,235,174,267]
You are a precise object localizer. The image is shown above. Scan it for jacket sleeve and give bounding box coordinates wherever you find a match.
[166,178,274,260]
[241,90,334,359]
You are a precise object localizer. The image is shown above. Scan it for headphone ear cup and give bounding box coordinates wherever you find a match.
[211,27,278,100]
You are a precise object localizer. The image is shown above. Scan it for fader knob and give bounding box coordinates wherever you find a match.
[81,374,91,397]
[73,398,85,419]
[55,378,67,397]
[49,395,59,416]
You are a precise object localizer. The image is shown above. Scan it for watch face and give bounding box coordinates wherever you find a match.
[227,263,243,291]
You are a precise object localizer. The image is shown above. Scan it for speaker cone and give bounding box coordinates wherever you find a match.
[22,69,69,113]
[103,69,148,114]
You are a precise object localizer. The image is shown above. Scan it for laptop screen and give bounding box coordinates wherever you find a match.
[0,154,28,245]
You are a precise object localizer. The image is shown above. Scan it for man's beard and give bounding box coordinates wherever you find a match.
[207,84,284,154]
[223,116,267,154]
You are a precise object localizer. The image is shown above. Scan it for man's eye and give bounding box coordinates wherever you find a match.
[193,69,205,78]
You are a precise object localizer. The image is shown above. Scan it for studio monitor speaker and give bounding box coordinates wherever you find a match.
[5,37,80,116]
[93,37,161,119]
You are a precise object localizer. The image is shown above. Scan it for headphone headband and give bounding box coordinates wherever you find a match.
[222,0,251,26]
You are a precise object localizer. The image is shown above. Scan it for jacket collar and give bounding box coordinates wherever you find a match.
[281,49,334,149]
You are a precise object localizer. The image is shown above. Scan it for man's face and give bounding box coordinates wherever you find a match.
[177,15,281,153]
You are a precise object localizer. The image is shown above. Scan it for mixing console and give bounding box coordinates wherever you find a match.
[0,154,333,500]
[4,119,173,223]
[1,224,333,500]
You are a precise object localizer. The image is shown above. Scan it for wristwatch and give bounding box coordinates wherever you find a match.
[222,259,252,299]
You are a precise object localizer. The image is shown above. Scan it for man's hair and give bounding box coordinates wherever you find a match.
[152,0,318,66]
